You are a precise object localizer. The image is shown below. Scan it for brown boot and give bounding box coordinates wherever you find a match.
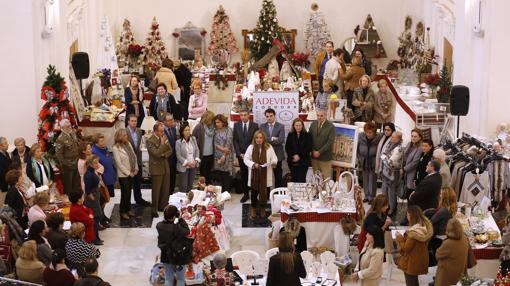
[250,207,257,219]
[260,208,266,219]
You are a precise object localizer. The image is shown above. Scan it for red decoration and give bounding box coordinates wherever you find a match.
[200,30,207,36]
[172,32,180,38]
[424,73,440,86]
[258,68,267,79]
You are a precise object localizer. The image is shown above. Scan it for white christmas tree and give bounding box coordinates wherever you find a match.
[207,6,239,60]
[115,19,135,68]
[304,3,331,56]
[140,17,168,71]
[250,0,281,61]
[97,17,119,72]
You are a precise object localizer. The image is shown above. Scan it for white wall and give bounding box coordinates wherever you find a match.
[102,0,423,68]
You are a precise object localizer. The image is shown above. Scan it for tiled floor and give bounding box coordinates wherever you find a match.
[97,190,437,285]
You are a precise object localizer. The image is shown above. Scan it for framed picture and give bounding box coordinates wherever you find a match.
[174,22,206,61]
[332,123,359,168]
[327,98,347,122]
[241,28,297,53]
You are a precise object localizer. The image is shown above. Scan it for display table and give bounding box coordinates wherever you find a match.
[78,115,125,148]
[280,208,356,250]
[236,270,342,286]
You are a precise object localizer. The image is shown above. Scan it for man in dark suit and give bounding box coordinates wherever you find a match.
[0,137,11,207]
[11,137,30,167]
[146,122,172,218]
[126,114,151,207]
[260,108,285,188]
[409,160,442,211]
[233,109,259,203]
[163,113,178,195]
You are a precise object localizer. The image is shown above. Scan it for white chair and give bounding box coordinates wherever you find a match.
[265,247,279,260]
[269,187,289,214]
[230,250,260,275]
[320,251,336,266]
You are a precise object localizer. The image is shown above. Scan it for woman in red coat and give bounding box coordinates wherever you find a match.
[68,191,95,243]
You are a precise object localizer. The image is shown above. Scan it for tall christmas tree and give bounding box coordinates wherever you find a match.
[250,0,281,61]
[38,65,78,154]
[304,3,331,57]
[115,19,135,68]
[140,17,168,71]
[437,62,452,103]
[207,6,239,59]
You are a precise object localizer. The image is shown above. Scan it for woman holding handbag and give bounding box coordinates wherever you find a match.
[83,155,104,245]
[112,128,139,220]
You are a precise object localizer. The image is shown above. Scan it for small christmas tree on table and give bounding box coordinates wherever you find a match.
[38,65,78,154]
[207,6,239,61]
[115,19,135,68]
[304,3,331,57]
[250,0,281,61]
[437,63,452,103]
[140,17,168,71]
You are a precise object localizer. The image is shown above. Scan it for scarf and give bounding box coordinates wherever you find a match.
[156,94,169,121]
[251,144,268,201]
[130,87,141,117]
[31,157,51,184]
[120,143,137,172]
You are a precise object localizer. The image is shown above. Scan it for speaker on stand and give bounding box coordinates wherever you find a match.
[449,85,470,138]
[71,52,90,105]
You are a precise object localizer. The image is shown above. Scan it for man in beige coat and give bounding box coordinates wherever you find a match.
[146,122,172,218]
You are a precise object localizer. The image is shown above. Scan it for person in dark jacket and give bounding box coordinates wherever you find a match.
[156,205,190,286]
[266,231,306,286]
[4,169,28,229]
[285,118,312,183]
[11,137,30,167]
[149,83,182,122]
[91,134,116,198]
[124,75,145,127]
[83,155,103,245]
[409,160,442,212]
[27,220,53,266]
[26,143,53,188]
[43,248,76,286]
[174,61,193,120]
[415,139,434,186]
[74,257,110,286]
[0,137,12,196]
[45,212,68,251]
[358,194,392,252]
[357,122,382,202]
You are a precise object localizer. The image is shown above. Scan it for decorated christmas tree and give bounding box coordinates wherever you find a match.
[97,17,119,72]
[397,16,415,68]
[115,19,135,68]
[250,0,281,61]
[38,65,78,154]
[140,17,168,71]
[207,5,239,61]
[437,62,452,103]
[304,3,331,57]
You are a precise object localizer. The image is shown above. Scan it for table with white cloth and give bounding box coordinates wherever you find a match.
[280,207,357,253]
[236,270,342,286]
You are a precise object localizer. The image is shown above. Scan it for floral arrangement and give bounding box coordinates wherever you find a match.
[424,73,440,86]
[289,52,310,67]
[127,44,143,58]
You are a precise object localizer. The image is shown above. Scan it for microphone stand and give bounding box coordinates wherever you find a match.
[251,265,259,285]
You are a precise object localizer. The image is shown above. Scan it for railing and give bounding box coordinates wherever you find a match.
[0,277,42,286]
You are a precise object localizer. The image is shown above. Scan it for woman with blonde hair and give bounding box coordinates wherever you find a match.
[188,79,208,119]
[26,143,53,188]
[192,110,216,184]
[435,219,470,286]
[428,187,458,266]
[433,148,451,188]
[112,128,138,220]
[27,191,50,226]
[373,79,394,125]
[65,222,100,277]
[358,194,392,252]
[266,231,306,286]
[352,74,375,122]
[396,205,433,286]
[244,130,278,219]
[16,240,45,284]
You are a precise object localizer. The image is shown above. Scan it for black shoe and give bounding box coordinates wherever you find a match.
[136,200,151,207]
[240,194,249,203]
[97,225,107,231]
[151,212,159,218]
[93,239,104,246]
[104,217,112,223]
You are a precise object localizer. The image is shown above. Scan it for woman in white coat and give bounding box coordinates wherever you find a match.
[244,130,278,220]
[112,128,139,220]
[176,124,201,193]
[351,225,385,286]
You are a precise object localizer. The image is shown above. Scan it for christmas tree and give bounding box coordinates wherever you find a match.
[97,17,119,72]
[38,65,78,154]
[115,19,135,68]
[250,0,281,61]
[304,3,331,56]
[397,16,415,68]
[207,5,239,60]
[140,17,168,71]
[437,62,452,103]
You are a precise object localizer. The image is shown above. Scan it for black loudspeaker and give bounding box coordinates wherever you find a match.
[71,52,90,79]
[450,85,469,116]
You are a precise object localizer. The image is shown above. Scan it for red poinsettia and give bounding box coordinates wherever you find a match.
[289,52,310,67]
[425,73,440,86]
[128,44,143,57]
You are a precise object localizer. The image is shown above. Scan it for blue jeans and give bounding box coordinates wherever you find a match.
[163,263,185,286]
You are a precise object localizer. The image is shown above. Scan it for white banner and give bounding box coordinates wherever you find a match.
[253,91,300,138]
